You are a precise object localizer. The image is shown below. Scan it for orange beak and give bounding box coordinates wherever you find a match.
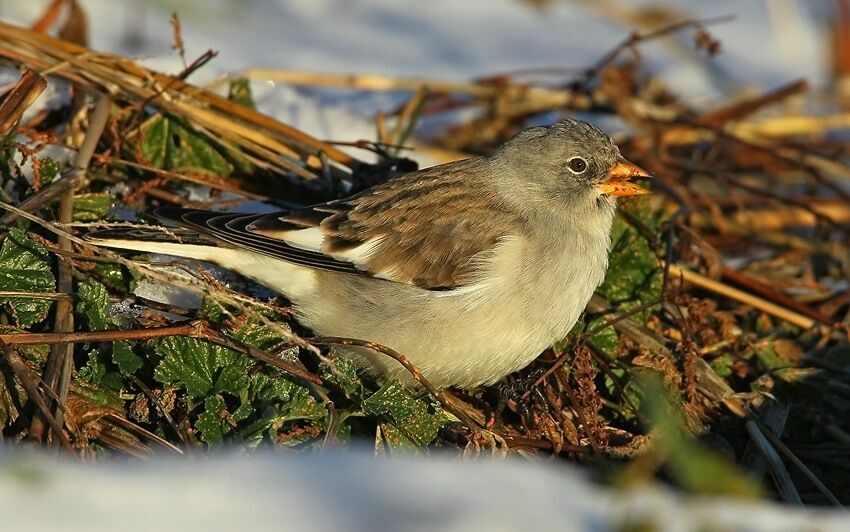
[598,159,651,197]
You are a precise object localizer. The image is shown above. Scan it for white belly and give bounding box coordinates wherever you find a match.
[295,230,610,389]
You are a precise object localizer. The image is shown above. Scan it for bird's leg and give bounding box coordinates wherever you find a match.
[490,369,548,429]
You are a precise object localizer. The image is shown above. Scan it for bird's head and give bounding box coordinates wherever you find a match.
[491,119,651,220]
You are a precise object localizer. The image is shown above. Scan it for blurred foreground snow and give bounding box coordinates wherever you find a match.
[1,449,848,532]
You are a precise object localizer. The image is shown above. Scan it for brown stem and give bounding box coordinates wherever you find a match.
[125,373,187,445]
[33,93,112,443]
[575,14,735,90]
[197,323,322,385]
[696,79,809,127]
[0,172,91,226]
[499,434,587,455]
[0,338,74,452]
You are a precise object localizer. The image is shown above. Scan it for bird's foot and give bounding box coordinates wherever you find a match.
[490,369,548,429]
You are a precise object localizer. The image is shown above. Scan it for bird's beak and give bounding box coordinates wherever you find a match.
[598,159,651,197]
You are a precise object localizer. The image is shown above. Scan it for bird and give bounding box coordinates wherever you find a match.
[87,119,650,389]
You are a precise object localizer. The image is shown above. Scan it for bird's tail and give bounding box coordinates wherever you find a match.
[84,225,319,301]
[84,226,224,263]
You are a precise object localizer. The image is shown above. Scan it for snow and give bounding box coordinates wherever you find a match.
[1,448,849,532]
[0,0,832,154]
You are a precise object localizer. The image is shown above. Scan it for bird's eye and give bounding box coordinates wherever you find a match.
[567,157,588,174]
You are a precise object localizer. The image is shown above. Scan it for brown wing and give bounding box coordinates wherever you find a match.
[158,157,518,290]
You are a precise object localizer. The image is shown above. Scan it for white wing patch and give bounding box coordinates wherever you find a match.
[268,227,325,252]
[254,225,385,272]
[331,237,383,264]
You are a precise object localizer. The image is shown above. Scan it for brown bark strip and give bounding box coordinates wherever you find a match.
[0,69,47,136]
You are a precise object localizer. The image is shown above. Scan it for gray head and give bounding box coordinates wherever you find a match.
[489,119,649,219]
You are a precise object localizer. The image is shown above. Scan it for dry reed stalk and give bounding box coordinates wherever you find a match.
[0,69,46,135]
[665,262,816,330]
[0,22,361,181]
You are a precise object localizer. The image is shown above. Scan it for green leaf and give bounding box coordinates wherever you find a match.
[320,353,363,400]
[38,156,60,185]
[196,394,228,444]
[78,348,124,392]
[73,380,125,410]
[197,296,227,321]
[587,316,619,353]
[76,279,113,331]
[754,342,792,370]
[376,423,419,453]
[112,341,142,375]
[154,320,325,446]
[0,228,55,326]
[228,78,255,109]
[139,114,232,176]
[235,372,325,447]
[599,197,661,317]
[755,341,796,370]
[709,353,735,378]
[95,262,127,291]
[73,193,112,222]
[232,319,289,351]
[154,336,251,398]
[363,380,448,446]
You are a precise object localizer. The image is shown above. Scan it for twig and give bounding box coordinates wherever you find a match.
[199,324,322,385]
[0,22,359,175]
[586,294,748,417]
[103,412,183,454]
[0,291,71,300]
[125,373,186,445]
[696,79,809,127]
[242,68,576,102]
[0,171,86,225]
[554,365,603,454]
[169,12,187,70]
[573,14,735,89]
[752,415,844,507]
[720,267,831,326]
[0,323,201,345]
[91,154,269,200]
[499,434,587,455]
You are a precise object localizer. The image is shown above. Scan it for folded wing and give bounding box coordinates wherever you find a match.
[118,158,517,291]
